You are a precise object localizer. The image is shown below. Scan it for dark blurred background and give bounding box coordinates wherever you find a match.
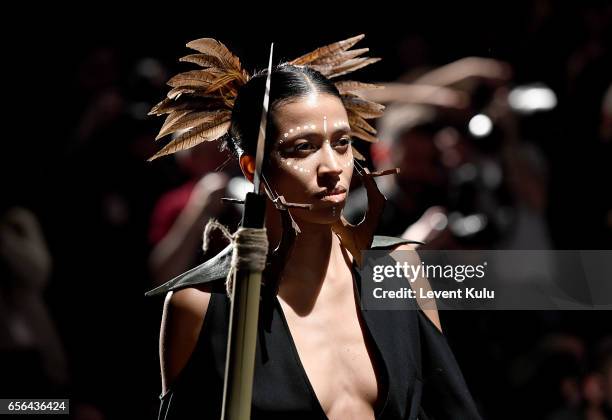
[1,1,611,419]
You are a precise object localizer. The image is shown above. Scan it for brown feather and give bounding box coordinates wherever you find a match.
[351,128,379,143]
[206,71,246,94]
[167,87,195,100]
[310,48,369,66]
[156,110,231,140]
[149,98,188,116]
[351,145,366,161]
[156,110,190,137]
[186,38,243,72]
[179,54,224,69]
[148,119,231,161]
[167,69,224,89]
[348,111,377,134]
[289,34,365,65]
[149,98,171,115]
[150,95,229,116]
[335,81,384,95]
[343,95,385,119]
[324,57,381,79]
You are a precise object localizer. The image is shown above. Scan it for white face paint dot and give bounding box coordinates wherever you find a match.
[284,133,289,138]
[293,165,298,169]
[310,125,315,129]
[289,129,293,133]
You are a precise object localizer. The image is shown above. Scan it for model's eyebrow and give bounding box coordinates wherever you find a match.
[280,126,351,143]
[330,126,351,136]
[280,123,317,139]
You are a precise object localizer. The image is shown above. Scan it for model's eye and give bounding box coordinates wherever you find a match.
[295,141,317,152]
[333,136,352,150]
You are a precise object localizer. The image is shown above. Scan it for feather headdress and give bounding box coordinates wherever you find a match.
[148,34,384,161]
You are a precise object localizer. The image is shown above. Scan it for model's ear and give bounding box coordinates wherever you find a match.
[239,154,256,183]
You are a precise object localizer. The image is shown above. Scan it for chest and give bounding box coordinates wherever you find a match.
[193,283,422,419]
[277,278,386,418]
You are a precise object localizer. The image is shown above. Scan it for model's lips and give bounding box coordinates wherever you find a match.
[315,186,347,200]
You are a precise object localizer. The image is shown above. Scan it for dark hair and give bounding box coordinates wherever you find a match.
[224,64,341,158]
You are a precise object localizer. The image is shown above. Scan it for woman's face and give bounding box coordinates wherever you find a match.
[266,93,353,225]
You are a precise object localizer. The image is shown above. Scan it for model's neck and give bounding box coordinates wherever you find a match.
[265,204,348,297]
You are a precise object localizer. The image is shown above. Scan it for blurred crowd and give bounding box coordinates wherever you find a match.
[1,2,611,419]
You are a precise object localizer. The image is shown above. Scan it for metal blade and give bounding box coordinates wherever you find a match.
[252,43,274,193]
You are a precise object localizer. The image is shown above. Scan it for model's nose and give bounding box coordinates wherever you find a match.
[318,142,343,177]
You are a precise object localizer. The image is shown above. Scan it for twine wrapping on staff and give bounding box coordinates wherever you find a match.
[203,219,269,297]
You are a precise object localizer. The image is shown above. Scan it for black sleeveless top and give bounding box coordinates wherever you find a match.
[146,236,482,420]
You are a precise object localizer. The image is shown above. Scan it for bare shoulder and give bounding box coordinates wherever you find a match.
[395,243,420,251]
[389,242,421,265]
[389,243,443,333]
[160,286,212,394]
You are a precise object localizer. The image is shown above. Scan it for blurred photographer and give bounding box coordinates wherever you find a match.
[345,57,553,250]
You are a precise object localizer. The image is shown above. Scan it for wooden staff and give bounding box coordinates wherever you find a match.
[220,43,274,420]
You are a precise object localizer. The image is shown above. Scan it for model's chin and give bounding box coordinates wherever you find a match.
[290,201,346,225]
